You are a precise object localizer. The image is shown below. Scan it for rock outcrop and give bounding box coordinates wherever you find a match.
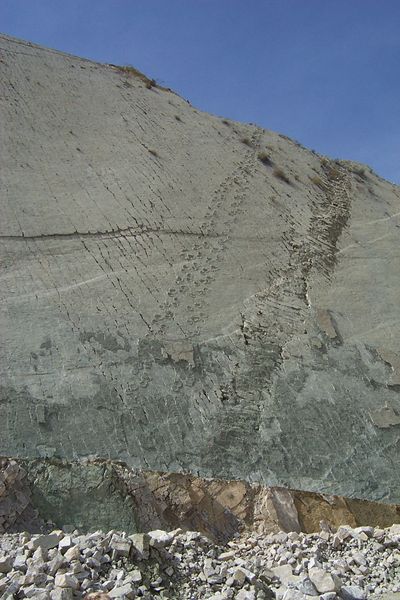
[0,460,43,534]
[1,34,400,506]
[1,460,399,541]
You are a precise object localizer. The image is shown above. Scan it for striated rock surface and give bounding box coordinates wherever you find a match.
[1,34,400,503]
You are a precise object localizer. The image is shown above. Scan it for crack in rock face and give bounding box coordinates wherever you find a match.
[1,34,400,510]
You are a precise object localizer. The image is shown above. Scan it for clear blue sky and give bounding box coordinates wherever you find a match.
[1,0,399,183]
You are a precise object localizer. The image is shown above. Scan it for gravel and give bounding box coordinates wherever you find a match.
[1,524,400,598]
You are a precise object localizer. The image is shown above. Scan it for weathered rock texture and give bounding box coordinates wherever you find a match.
[0,460,44,534]
[1,35,400,503]
[1,459,399,541]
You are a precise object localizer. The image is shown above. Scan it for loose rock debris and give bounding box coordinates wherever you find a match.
[1,525,400,598]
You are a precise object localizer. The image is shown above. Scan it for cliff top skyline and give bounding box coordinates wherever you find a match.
[1,0,399,183]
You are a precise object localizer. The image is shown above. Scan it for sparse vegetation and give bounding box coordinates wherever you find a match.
[257,151,272,166]
[273,167,291,184]
[352,166,367,179]
[114,64,159,89]
[241,137,253,147]
[321,158,341,181]
[309,175,326,189]
[324,164,341,181]
[292,139,306,149]
[325,165,342,181]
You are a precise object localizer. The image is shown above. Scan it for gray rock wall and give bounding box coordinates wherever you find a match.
[1,35,400,502]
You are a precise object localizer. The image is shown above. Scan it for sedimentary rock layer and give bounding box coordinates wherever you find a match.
[1,34,400,502]
[1,459,399,541]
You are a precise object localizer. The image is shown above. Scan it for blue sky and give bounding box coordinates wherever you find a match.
[1,0,399,183]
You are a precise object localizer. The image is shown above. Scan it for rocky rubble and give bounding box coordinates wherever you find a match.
[1,525,400,599]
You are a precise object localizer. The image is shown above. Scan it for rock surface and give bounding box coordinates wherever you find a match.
[1,34,400,502]
[1,524,400,598]
[1,460,400,540]
[0,459,44,534]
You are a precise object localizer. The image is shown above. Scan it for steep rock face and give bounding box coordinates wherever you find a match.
[1,34,400,502]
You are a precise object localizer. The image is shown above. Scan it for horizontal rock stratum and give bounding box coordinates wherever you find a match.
[1,34,400,503]
[1,459,400,540]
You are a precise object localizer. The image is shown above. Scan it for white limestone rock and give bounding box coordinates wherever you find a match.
[309,567,339,593]
[54,573,80,590]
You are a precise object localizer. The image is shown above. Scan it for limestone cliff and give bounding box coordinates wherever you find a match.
[1,34,400,503]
